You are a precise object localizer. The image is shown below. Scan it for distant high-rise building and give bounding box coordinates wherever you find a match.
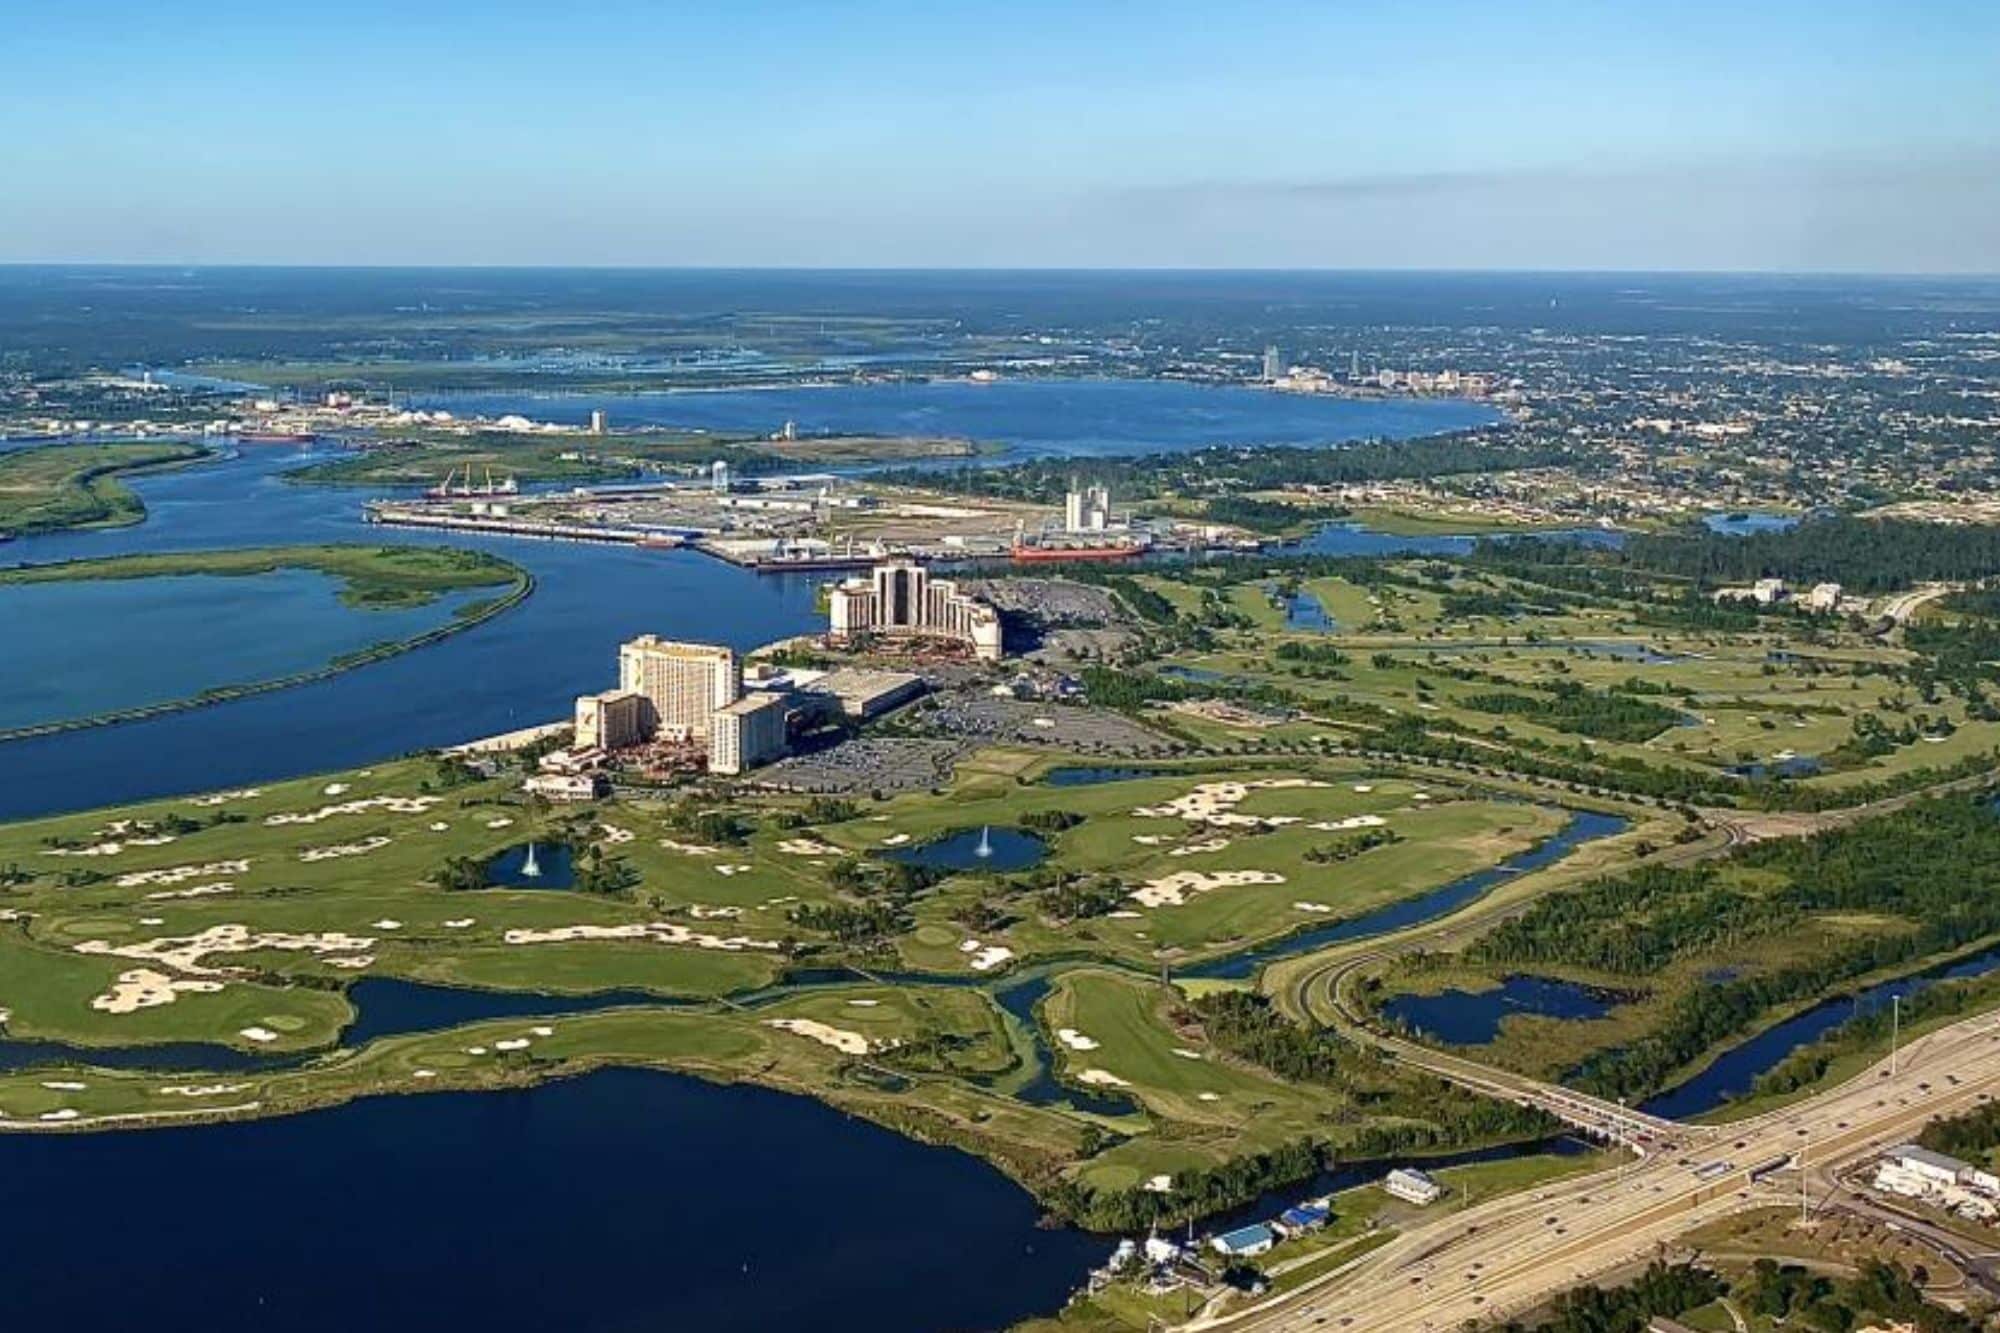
[711,459,731,493]
[618,636,741,740]
[589,408,608,435]
[1263,345,1283,382]
[827,559,1003,661]
[1350,349,1361,380]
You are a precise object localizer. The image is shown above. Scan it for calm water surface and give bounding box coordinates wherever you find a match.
[0,570,481,732]
[2,1067,1101,1333]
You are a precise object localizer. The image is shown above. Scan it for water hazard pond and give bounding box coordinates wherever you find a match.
[2,1066,1102,1332]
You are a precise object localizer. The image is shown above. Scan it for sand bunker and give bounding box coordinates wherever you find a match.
[144,882,235,900]
[157,1083,250,1098]
[1293,901,1334,913]
[90,968,225,1014]
[1172,1048,1204,1060]
[324,955,375,970]
[689,906,741,920]
[1133,778,1330,828]
[1307,814,1387,832]
[764,1018,876,1056]
[501,922,780,952]
[597,824,635,845]
[958,940,1015,972]
[778,838,842,857]
[659,838,720,857]
[115,860,250,889]
[238,1027,279,1043]
[191,788,262,807]
[1144,1174,1173,1193]
[494,1038,531,1052]
[1056,1028,1100,1051]
[1075,1069,1128,1087]
[265,795,440,826]
[1130,869,1285,909]
[298,836,391,862]
[486,817,515,829]
[1168,838,1231,857]
[323,783,350,796]
[443,918,476,929]
[76,923,378,978]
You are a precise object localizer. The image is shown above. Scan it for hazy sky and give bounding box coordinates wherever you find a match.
[4,0,1997,270]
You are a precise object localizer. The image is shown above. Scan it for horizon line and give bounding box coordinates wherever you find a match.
[2,261,1998,281]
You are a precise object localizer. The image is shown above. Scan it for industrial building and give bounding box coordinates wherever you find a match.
[1064,481,1113,533]
[826,559,1004,661]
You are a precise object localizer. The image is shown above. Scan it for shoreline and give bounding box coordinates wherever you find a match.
[0,558,534,744]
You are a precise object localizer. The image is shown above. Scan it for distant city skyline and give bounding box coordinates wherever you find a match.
[4,0,1997,272]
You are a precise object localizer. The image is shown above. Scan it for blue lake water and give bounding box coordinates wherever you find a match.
[1,1066,1101,1333]
[1381,975,1628,1046]
[0,447,827,821]
[417,379,1503,464]
[1279,586,1336,630]
[0,378,1570,1331]
[0,569,481,732]
[1703,511,1800,536]
[484,841,577,889]
[1639,941,2000,1120]
[1288,521,1625,559]
[1185,811,1632,981]
[1043,766,1159,787]
[888,826,1049,872]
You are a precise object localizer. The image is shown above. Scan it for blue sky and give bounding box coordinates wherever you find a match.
[3,0,1996,270]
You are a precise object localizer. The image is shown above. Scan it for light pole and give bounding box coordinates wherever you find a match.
[1891,994,1901,1077]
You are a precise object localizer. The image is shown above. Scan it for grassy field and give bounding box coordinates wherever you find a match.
[0,543,526,609]
[0,440,208,535]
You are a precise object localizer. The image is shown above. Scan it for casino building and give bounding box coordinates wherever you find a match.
[826,559,1003,661]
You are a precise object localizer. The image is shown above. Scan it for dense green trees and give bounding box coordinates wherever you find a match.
[1474,796,2000,1099]
[1461,680,1683,742]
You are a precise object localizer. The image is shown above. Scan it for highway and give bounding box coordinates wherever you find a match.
[1206,1008,2000,1332]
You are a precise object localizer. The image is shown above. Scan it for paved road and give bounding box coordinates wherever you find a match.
[1208,1009,2000,1332]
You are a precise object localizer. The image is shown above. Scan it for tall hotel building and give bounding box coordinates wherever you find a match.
[617,636,742,740]
[828,559,1003,661]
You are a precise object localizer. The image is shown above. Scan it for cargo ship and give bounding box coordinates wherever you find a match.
[235,430,317,444]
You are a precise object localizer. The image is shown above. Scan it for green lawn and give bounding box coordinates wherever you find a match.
[0,440,208,535]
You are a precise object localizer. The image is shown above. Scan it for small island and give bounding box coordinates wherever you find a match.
[0,544,531,738]
[0,441,210,537]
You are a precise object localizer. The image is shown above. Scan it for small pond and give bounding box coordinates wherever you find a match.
[1043,766,1158,788]
[1380,975,1629,1046]
[484,841,576,888]
[887,826,1049,873]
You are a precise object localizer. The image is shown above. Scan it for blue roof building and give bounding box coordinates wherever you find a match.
[1210,1223,1276,1257]
[1276,1203,1330,1235]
